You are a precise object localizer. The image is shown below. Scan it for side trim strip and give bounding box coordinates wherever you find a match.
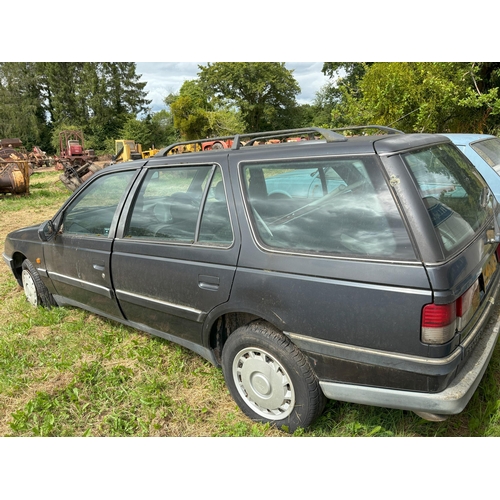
[238,268,432,296]
[49,272,113,299]
[115,289,206,322]
[288,331,461,368]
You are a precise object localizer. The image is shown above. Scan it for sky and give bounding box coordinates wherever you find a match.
[135,62,331,113]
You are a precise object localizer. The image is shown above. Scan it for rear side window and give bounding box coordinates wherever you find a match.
[124,165,233,246]
[241,156,416,260]
[403,143,493,256]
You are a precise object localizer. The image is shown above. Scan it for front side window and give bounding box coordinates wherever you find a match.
[62,170,136,237]
[403,143,493,256]
[241,157,416,260]
[125,165,233,246]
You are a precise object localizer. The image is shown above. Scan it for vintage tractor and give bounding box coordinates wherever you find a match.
[0,138,31,195]
[112,140,160,162]
[28,146,53,169]
[56,130,102,192]
[166,139,233,155]
[112,140,143,162]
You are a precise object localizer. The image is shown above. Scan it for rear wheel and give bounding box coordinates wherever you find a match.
[222,321,326,432]
[21,259,57,308]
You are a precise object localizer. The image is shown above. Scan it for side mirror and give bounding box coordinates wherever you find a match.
[38,220,55,242]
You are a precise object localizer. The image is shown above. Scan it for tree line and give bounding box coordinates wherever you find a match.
[1,62,499,155]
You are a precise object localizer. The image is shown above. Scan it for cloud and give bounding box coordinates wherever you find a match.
[136,62,330,113]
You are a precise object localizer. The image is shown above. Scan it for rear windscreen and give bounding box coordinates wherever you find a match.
[471,137,500,172]
[403,143,493,256]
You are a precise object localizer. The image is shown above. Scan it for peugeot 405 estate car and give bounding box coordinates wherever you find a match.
[4,126,500,432]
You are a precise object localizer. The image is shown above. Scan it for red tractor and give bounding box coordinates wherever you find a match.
[56,130,102,191]
[201,139,233,150]
[56,130,96,168]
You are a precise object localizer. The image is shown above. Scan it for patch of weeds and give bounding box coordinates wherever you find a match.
[0,339,37,386]
[215,418,255,437]
[100,325,126,348]
[9,384,87,437]
[132,375,173,411]
[105,410,139,436]
[108,365,134,385]
[77,361,107,387]
[129,336,171,368]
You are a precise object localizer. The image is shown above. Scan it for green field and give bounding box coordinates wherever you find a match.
[2,170,500,436]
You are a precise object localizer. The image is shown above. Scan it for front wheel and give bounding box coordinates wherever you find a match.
[21,259,57,308]
[222,322,326,432]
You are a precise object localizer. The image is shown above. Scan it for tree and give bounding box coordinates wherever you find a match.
[167,79,245,140]
[147,109,179,149]
[0,62,50,149]
[37,62,87,126]
[197,62,300,131]
[0,62,152,153]
[119,117,152,148]
[356,62,500,133]
[319,62,500,134]
[79,63,151,150]
[321,63,372,99]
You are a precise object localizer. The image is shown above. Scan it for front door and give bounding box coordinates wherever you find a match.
[44,168,138,319]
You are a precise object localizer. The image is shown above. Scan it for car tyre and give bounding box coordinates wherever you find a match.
[222,321,326,432]
[21,259,57,308]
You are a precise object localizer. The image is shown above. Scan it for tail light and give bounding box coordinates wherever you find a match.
[421,302,456,344]
[421,280,479,344]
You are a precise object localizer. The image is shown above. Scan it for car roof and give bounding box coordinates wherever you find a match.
[441,133,496,146]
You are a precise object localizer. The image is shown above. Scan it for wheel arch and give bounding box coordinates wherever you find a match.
[204,307,287,366]
[10,251,27,285]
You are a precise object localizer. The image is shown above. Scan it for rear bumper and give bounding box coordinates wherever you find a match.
[318,308,500,415]
[288,267,500,417]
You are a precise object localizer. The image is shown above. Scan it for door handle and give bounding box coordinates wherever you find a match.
[198,274,220,291]
[93,264,105,271]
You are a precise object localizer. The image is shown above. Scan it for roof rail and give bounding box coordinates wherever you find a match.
[154,125,403,157]
[155,127,348,156]
[238,127,347,147]
[331,125,404,135]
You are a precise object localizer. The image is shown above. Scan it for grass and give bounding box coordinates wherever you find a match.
[2,170,500,437]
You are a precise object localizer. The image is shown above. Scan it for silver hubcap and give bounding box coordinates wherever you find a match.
[232,347,295,420]
[22,269,38,307]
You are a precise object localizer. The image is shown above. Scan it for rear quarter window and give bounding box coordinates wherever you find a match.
[241,156,416,260]
[403,143,493,256]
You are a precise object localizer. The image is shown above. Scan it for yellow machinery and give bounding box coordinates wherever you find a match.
[113,140,143,162]
[113,140,160,162]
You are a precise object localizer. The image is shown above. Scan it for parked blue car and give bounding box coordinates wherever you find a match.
[443,134,500,201]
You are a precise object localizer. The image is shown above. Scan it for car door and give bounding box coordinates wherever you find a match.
[43,168,139,319]
[111,162,240,345]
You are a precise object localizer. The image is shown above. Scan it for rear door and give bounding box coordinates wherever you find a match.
[111,161,239,345]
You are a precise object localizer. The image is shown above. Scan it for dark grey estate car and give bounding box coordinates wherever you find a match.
[4,126,500,432]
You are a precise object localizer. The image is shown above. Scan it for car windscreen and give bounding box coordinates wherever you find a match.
[403,143,493,257]
[470,137,500,173]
